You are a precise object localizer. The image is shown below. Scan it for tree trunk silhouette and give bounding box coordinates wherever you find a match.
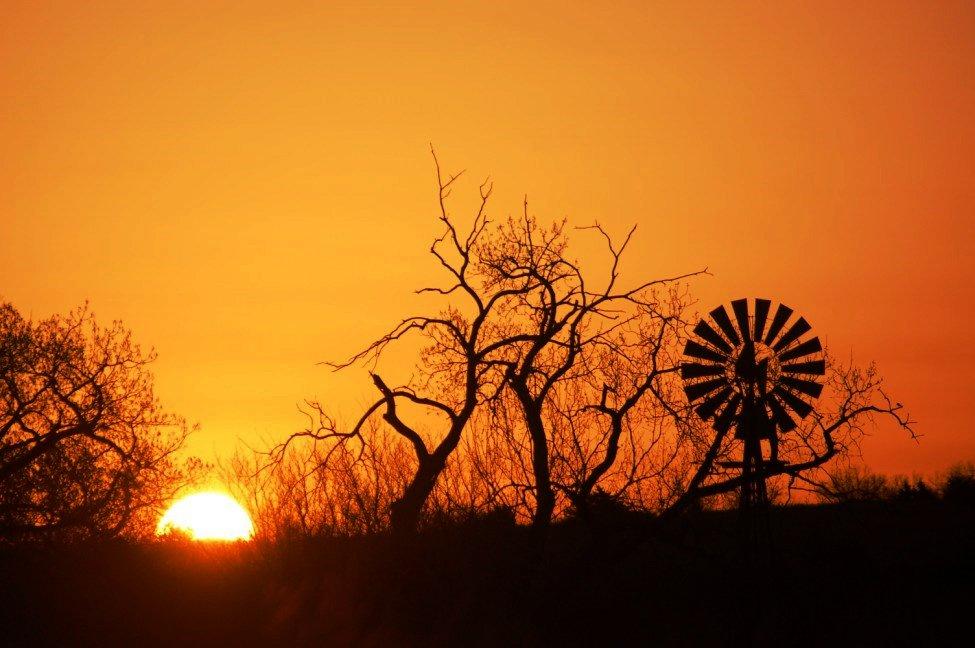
[511,383,555,529]
[389,455,443,536]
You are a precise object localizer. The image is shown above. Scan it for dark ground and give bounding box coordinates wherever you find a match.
[1,501,972,647]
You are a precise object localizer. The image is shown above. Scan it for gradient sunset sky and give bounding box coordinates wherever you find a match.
[2,1,972,476]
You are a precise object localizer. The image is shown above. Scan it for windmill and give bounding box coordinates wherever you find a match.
[681,298,825,509]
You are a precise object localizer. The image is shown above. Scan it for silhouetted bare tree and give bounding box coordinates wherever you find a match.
[267,151,702,535]
[560,294,693,513]
[269,150,546,536]
[0,302,199,540]
[470,214,701,528]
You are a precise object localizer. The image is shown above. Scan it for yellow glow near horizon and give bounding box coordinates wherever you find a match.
[157,492,255,541]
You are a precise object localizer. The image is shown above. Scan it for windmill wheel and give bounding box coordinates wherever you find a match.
[681,298,825,436]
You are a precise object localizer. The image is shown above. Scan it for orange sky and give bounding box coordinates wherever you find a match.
[2,1,973,476]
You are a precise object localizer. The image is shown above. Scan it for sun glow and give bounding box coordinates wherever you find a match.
[157,492,255,541]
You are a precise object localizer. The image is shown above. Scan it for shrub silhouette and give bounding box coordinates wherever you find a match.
[942,463,975,506]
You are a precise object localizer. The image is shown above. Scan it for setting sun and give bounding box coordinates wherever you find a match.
[156,492,254,541]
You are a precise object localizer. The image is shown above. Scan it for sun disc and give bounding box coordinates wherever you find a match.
[157,492,254,541]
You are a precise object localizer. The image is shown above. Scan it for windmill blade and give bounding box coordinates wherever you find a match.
[693,320,733,354]
[767,394,797,431]
[714,394,742,433]
[781,360,826,376]
[753,298,771,342]
[778,336,822,363]
[773,317,812,352]
[710,305,741,346]
[683,339,729,364]
[780,376,824,399]
[681,362,726,380]
[683,377,728,402]
[732,298,751,342]
[695,386,732,421]
[773,385,814,418]
[764,303,793,345]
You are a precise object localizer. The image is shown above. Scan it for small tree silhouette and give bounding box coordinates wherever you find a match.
[942,463,975,505]
[668,357,915,512]
[0,301,198,540]
[268,150,531,536]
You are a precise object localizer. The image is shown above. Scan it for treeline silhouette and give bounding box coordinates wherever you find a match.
[820,462,975,505]
[2,491,973,646]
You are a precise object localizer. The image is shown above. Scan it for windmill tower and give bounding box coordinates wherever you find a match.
[681,298,825,509]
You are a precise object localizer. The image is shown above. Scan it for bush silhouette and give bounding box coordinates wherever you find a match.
[942,464,975,506]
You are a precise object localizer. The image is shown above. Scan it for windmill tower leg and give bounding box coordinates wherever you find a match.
[737,433,775,575]
[739,435,768,510]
